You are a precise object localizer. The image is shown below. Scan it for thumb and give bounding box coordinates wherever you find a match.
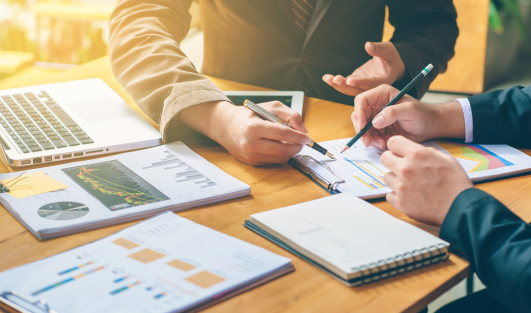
[372,103,414,129]
[365,41,396,61]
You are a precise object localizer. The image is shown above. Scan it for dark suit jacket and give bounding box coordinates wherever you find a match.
[440,86,531,312]
[109,0,458,143]
[468,86,531,148]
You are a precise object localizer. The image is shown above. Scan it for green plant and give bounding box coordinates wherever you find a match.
[490,0,531,44]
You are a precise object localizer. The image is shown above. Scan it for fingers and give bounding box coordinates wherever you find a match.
[351,105,374,148]
[365,41,397,61]
[262,101,308,133]
[323,74,366,96]
[345,74,385,92]
[383,172,400,193]
[372,102,417,130]
[386,135,423,158]
[380,150,403,172]
[243,138,304,158]
[251,120,310,145]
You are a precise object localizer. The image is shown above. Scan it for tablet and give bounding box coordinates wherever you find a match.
[223,91,305,115]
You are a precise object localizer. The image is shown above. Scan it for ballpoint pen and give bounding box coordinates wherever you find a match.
[341,63,434,153]
[243,100,336,160]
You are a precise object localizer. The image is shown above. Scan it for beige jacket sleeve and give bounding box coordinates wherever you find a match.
[108,0,230,143]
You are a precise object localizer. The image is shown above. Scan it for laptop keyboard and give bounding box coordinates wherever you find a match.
[0,91,94,153]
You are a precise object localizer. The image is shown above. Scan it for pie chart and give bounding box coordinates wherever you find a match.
[38,202,89,220]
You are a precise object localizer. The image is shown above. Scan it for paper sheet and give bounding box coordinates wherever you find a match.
[2,172,68,199]
[0,212,291,313]
[0,142,250,239]
[295,138,531,199]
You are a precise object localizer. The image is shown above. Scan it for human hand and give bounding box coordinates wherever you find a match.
[181,101,310,166]
[323,42,406,97]
[351,85,466,149]
[381,136,473,226]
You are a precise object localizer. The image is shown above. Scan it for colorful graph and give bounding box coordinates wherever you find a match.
[437,140,514,173]
[345,159,387,190]
[110,281,142,295]
[62,160,169,211]
[58,261,94,275]
[32,266,105,296]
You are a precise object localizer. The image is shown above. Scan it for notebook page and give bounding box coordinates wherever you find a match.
[250,193,447,278]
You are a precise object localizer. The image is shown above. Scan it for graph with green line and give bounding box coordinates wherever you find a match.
[62,160,169,211]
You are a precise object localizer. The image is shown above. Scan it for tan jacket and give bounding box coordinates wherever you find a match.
[108,0,458,143]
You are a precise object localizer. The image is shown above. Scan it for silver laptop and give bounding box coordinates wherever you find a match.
[0,79,162,167]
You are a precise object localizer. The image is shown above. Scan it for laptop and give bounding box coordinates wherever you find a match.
[0,79,162,167]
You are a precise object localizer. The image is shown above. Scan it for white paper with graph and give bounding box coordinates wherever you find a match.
[0,212,293,313]
[293,138,531,199]
[0,142,250,239]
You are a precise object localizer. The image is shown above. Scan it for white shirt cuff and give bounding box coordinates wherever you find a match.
[456,98,473,143]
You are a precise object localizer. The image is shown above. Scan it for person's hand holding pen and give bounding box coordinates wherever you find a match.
[180,100,310,166]
[351,84,466,150]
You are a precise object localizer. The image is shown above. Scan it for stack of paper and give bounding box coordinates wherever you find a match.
[0,142,250,239]
[0,212,293,312]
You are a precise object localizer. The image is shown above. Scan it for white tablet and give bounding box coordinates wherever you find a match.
[223,91,305,115]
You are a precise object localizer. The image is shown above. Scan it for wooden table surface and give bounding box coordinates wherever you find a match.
[1,57,530,313]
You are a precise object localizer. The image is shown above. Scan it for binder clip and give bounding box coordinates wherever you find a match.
[0,172,29,193]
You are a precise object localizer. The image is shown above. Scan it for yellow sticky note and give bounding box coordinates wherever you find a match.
[2,172,68,199]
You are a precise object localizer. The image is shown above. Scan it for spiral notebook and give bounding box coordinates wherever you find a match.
[245,193,449,286]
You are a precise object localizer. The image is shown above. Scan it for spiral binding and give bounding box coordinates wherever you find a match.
[350,243,449,286]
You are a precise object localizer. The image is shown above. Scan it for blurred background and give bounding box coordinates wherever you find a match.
[0,0,530,92]
[0,0,201,86]
[0,0,530,311]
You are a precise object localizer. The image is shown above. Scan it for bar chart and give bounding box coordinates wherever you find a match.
[142,150,218,189]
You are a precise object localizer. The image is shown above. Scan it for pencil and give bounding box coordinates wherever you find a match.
[341,64,434,153]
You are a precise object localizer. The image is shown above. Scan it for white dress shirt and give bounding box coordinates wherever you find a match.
[456,98,473,143]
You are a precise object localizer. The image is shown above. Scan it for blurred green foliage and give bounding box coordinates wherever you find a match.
[490,0,531,45]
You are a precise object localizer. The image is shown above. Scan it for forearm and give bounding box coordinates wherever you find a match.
[440,189,531,312]
[109,0,229,143]
[180,101,236,144]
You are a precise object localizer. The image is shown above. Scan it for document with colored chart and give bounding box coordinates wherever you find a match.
[0,142,250,240]
[0,212,293,313]
[294,138,531,199]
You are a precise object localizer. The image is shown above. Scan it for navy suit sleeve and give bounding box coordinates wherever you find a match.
[469,86,531,148]
[440,188,531,313]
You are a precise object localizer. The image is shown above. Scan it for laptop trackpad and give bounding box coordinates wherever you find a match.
[68,98,135,123]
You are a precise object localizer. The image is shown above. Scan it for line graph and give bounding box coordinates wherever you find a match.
[62,160,169,211]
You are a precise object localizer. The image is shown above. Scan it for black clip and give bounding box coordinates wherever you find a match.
[0,172,29,193]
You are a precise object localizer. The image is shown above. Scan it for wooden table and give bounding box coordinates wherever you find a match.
[1,57,530,313]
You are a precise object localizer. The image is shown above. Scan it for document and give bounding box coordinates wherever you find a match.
[295,138,531,199]
[0,212,293,313]
[0,142,250,239]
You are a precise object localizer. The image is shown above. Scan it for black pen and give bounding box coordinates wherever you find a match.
[341,64,434,153]
[243,100,336,160]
